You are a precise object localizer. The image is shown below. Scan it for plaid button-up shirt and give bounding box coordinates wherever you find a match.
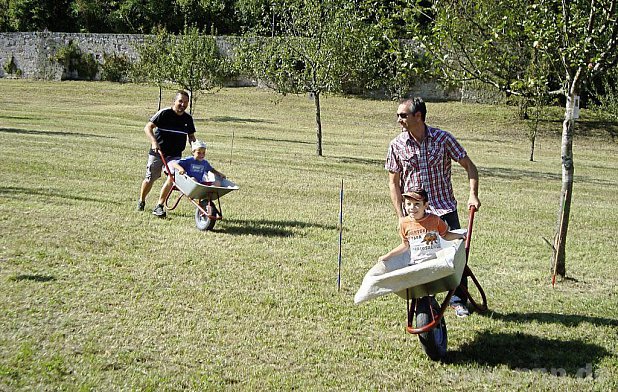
[385,126,467,216]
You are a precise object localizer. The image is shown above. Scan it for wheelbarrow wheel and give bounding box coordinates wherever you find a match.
[416,296,448,361]
[195,200,217,231]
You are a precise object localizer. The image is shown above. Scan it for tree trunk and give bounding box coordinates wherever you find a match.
[529,104,539,162]
[552,92,577,278]
[158,85,162,111]
[314,91,323,156]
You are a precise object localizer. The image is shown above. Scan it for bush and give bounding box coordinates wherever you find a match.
[3,54,22,77]
[53,41,99,80]
[101,53,132,82]
[592,75,618,121]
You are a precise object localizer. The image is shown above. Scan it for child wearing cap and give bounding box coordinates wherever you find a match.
[379,189,465,265]
[170,140,226,186]
[152,140,226,217]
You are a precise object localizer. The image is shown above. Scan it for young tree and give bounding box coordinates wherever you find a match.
[134,26,229,114]
[236,0,386,156]
[133,28,173,110]
[168,25,229,115]
[425,0,618,278]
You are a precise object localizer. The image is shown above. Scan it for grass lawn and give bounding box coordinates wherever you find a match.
[0,79,617,391]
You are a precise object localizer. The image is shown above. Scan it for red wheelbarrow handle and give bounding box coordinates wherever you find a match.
[465,206,476,259]
[462,206,488,312]
[157,149,173,177]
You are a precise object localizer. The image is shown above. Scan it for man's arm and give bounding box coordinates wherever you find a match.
[458,156,481,210]
[188,133,196,143]
[388,171,405,219]
[144,122,159,151]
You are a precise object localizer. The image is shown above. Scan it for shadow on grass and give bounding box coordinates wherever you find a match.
[206,116,275,124]
[575,119,618,140]
[1,186,118,204]
[239,135,314,145]
[478,166,561,182]
[478,310,618,328]
[335,156,384,166]
[217,218,336,237]
[9,274,55,282]
[478,166,618,186]
[0,126,110,138]
[447,331,608,377]
[0,114,41,121]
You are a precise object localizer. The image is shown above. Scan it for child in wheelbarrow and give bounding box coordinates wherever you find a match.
[152,140,226,217]
[379,189,465,265]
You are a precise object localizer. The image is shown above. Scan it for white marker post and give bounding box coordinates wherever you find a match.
[229,130,235,164]
[337,179,344,292]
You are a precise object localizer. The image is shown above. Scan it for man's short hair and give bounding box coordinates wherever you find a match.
[400,97,426,122]
[175,90,190,101]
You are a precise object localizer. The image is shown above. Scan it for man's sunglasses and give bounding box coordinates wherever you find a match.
[397,112,410,119]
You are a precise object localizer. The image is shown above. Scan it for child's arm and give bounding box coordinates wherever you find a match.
[378,240,409,262]
[443,230,466,241]
[171,161,186,175]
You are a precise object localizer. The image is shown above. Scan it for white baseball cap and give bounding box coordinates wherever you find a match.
[191,140,207,151]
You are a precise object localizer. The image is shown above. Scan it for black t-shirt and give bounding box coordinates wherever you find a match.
[149,107,196,157]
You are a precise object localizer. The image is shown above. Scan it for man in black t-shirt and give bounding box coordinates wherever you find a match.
[137,90,196,217]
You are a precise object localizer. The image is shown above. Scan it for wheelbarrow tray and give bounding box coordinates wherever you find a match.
[354,229,467,304]
[174,173,239,200]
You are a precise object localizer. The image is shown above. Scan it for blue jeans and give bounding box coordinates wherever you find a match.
[440,210,467,306]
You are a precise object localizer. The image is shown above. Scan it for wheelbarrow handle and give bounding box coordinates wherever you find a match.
[465,206,476,260]
[463,206,487,312]
[157,149,173,178]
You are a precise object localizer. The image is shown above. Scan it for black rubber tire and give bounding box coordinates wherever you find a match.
[195,200,217,231]
[416,296,448,361]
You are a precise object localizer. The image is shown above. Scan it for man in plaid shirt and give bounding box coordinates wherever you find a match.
[385,97,481,318]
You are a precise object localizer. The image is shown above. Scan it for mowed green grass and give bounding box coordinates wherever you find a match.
[0,79,616,390]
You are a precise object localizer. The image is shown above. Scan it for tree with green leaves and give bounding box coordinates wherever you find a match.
[168,25,229,115]
[133,28,173,110]
[237,0,398,156]
[134,26,229,114]
[3,0,76,31]
[424,0,618,279]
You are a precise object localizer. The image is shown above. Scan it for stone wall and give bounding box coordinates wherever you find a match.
[0,32,462,100]
[0,32,146,79]
[0,32,235,81]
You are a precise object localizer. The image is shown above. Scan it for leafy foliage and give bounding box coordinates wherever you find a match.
[424,0,618,276]
[1,0,266,34]
[591,69,618,121]
[100,53,132,82]
[3,0,75,32]
[236,0,419,155]
[169,25,229,113]
[428,0,554,98]
[3,53,22,76]
[132,28,170,86]
[239,0,371,95]
[133,26,229,114]
[52,40,99,80]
